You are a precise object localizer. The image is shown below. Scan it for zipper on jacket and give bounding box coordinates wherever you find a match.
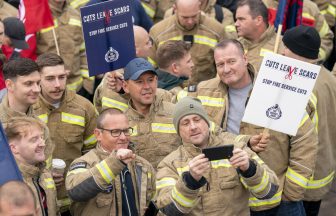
[32,177,47,216]
[121,169,132,216]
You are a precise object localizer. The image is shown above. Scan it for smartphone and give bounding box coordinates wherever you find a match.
[183,35,194,46]
[202,145,234,161]
[144,200,159,216]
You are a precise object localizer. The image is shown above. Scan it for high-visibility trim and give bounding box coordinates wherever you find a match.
[319,48,326,61]
[147,57,157,68]
[319,20,330,38]
[286,167,309,188]
[70,0,89,9]
[259,48,273,57]
[40,19,58,33]
[158,36,183,46]
[84,134,97,147]
[327,4,336,17]
[130,125,138,136]
[67,168,87,176]
[177,166,189,176]
[46,156,53,169]
[44,178,56,189]
[141,2,155,18]
[38,113,48,124]
[61,112,85,127]
[80,42,86,51]
[176,90,188,102]
[302,12,315,20]
[249,191,282,207]
[171,186,197,207]
[57,198,71,207]
[252,155,265,165]
[69,18,82,27]
[152,123,177,134]
[194,35,218,48]
[81,69,94,81]
[96,160,115,184]
[197,96,224,107]
[211,159,231,168]
[307,171,335,189]
[321,9,327,15]
[298,112,310,128]
[156,177,176,189]
[101,97,128,111]
[244,170,269,194]
[147,172,152,179]
[225,25,236,33]
[67,77,83,91]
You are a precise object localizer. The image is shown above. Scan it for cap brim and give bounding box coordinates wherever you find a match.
[11,38,29,50]
[128,69,157,80]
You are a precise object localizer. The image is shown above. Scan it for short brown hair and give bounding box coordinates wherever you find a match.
[215,39,245,55]
[3,58,39,80]
[156,40,191,69]
[36,53,64,71]
[237,0,269,25]
[5,117,45,143]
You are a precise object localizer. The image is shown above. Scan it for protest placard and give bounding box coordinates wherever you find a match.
[80,0,136,76]
[242,53,320,136]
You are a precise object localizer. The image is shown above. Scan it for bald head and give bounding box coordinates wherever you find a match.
[0,181,37,216]
[174,0,201,30]
[133,25,152,58]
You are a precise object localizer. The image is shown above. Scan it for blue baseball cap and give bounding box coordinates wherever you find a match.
[124,58,157,80]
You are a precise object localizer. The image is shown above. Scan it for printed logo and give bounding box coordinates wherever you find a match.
[266,104,282,120]
[105,47,119,62]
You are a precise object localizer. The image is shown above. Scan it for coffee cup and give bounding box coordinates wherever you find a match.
[52,159,66,175]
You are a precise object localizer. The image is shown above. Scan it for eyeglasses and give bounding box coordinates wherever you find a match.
[99,127,133,137]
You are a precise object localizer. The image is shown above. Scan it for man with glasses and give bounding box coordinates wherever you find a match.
[66,108,156,216]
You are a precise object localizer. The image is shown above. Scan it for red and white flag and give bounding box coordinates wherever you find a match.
[2,0,54,59]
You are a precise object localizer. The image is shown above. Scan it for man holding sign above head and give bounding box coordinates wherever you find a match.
[185,39,318,216]
[282,25,336,216]
[155,96,278,216]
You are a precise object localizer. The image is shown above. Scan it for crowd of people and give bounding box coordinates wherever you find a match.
[0,0,335,216]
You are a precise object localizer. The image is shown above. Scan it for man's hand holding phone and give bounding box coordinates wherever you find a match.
[188,154,210,181]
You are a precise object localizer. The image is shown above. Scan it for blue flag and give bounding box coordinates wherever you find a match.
[81,0,136,76]
[0,123,23,186]
[274,0,303,34]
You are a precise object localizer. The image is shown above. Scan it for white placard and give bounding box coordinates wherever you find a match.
[242,53,320,136]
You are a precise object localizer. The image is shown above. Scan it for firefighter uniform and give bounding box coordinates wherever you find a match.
[312,0,336,27]
[183,66,318,211]
[164,0,237,39]
[239,25,285,73]
[36,2,94,94]
[156,132,279,215]
[66,145,156,216]
[33,89,97,210]
[140,0,157,21]
[263,0,334,62]
[0,94,54,169]
[155,0,175,22]
[68,0,90,12]
[17,161,58,216]
[150,14,226,85]
[303,66,336,201]
[0,0,17,19]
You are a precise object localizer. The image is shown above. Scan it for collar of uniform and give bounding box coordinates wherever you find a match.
[17,160,45,178]
[182,132,215,158]
[202,0,216,14]
[38,88,71,110]
[240,25,275,49]
[127,95,161,118]
[49,0,66,18]
[95,144,111,160]
[1,94,35,118]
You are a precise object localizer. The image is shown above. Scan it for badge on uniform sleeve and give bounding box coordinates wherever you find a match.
[69,162,87,170]
[188,85,197,92]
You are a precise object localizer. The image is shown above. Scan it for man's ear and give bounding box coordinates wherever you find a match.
[9,141,19,155]
[5,79,14,91]
[122,81,130,94]
[94,128,102,142]
[171,62,179,76]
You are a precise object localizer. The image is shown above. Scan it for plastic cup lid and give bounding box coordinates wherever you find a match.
[52,159,66,169]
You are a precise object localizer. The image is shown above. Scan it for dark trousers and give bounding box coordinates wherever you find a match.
[277,201,306,216]
[303,200,322,216]
[251,206,280,216]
